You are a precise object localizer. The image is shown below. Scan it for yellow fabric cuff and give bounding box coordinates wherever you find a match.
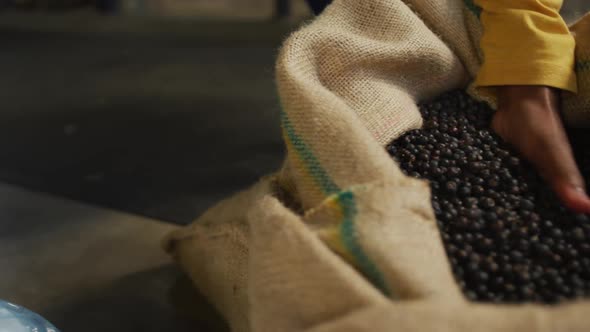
[475,61,578,93]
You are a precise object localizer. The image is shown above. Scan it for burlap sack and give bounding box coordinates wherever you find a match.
[564,12,590,127]
[164,1,590,331]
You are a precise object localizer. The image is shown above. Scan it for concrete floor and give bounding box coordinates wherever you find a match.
[0,10,298,332]
[0,184,228,331]
[0,11,294,224]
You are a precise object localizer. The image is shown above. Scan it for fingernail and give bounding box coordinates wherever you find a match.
[575,186,586,194]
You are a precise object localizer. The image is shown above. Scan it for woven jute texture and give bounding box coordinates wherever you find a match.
[164,1,590,331]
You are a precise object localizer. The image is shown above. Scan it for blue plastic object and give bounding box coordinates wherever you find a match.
[0,300,60,332]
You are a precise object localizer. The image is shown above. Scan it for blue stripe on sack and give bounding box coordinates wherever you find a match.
[464,0,482,19]
[338,191,391,296]
[280,110,340,195]
[576,60,590,72]
[280,110,391,296]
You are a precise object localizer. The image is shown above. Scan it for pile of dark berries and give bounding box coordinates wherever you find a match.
[387,90,590,304]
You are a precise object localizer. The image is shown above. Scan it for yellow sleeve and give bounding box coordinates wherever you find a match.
[474,0,577,93]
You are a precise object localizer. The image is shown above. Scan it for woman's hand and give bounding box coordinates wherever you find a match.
[492,86,590,214]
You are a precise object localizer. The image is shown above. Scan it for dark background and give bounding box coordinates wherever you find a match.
[0,10,297,225]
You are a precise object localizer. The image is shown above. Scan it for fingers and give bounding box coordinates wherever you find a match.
[533,113,590,214]
[554,184,590,214]
[491,86,590,215]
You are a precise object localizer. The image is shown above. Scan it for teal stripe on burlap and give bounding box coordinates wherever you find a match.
[280,110,391,296]
[576,60,590,72]
[464,0,482,19]
[338,190,391,296]
[280,110,339,195]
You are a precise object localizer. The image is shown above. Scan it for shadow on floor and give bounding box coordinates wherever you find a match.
[0,95,284,224]
[45,265,229,332]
